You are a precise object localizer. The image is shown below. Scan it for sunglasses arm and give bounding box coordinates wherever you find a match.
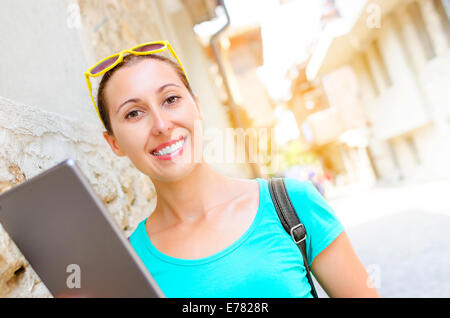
[84,73,107,129]
[167,44,190,83]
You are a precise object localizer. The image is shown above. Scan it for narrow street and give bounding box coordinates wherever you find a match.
[313,178,450,298]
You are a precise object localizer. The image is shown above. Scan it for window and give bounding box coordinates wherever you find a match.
[371,39,393,88]
[407,1,436,60]
[361,52,380,97]
[391,12,417,73]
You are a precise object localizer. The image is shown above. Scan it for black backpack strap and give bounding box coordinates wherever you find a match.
[268,177,319,298]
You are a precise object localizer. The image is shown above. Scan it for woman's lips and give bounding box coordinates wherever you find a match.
[151,135,185,153]
[150,136,186,161]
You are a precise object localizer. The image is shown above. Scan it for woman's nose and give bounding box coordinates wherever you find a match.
[151,110,173,136]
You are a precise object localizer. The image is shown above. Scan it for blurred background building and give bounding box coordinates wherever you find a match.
[307,0,450,187]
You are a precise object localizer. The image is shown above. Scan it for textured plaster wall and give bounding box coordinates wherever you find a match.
[0,0,99,126]
[0,96,157,297]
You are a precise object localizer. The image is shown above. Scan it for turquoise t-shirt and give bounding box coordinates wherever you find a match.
[129,177,344,298]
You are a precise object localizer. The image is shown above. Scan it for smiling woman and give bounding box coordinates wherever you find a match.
[84,42,380,299]
[98,53,205,184]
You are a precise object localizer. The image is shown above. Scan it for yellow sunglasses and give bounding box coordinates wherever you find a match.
[84,40,189,129]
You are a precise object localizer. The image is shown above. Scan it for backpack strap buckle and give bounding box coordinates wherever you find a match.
[290,223,307,244]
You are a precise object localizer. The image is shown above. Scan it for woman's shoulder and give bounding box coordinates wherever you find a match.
[283,177,318,197]
[258,177,315,199]
[281,177,333,216]
[224,177,260,204]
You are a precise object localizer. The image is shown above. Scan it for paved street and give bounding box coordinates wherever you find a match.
[312,178,450,298]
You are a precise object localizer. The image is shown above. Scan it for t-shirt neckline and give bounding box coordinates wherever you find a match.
[139,178,264,266]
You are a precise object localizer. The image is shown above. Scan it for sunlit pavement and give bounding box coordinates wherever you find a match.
[312,178,450,298]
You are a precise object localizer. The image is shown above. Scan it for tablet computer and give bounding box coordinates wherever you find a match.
[0,158,164,298]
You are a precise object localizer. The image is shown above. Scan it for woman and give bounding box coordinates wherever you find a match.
[86,42,380,298]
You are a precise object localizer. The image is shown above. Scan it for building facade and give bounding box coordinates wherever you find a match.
[307,0,450,183]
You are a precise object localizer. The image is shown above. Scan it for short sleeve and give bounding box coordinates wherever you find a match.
[283,178,344,267]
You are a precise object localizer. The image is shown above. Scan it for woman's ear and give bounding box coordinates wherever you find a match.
[103,131,126,157]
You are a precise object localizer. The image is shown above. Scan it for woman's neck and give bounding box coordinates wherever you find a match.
[150,163,235,225]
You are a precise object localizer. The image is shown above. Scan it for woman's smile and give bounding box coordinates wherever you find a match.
[150,135,187,161]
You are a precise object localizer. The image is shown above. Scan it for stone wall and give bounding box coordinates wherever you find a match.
[77,0,164,61]
[0,96,157,297]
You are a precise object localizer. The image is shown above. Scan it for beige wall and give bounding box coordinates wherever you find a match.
[355,14,430,140]
[228,42,274,128]
[321,66,368,131]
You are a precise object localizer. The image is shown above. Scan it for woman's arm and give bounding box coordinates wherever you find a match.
[311,231,381,298]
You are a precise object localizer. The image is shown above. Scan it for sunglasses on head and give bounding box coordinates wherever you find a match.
[84,40,189,129]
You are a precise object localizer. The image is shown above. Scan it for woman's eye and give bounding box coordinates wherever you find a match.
[164,96,180,106]
[125,110,142,119]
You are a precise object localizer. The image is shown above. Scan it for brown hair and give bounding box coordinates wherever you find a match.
[97,54,194,135]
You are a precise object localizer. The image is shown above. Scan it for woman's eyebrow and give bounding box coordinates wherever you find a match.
[116,98,141,114]
[115,84,182,114]
[157,83,181,93]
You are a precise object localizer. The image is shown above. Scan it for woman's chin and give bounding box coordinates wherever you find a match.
[148,152,199,182]
[150,163,198,183]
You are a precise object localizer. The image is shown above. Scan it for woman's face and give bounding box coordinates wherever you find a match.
[103,59,203,182]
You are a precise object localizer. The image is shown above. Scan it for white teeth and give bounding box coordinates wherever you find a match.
[153,138,185,156]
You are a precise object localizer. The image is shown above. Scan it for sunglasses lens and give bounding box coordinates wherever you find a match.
[91,55,119,75]
[133,43,164,53]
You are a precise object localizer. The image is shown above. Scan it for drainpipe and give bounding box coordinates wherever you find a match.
[209,0,261,179]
